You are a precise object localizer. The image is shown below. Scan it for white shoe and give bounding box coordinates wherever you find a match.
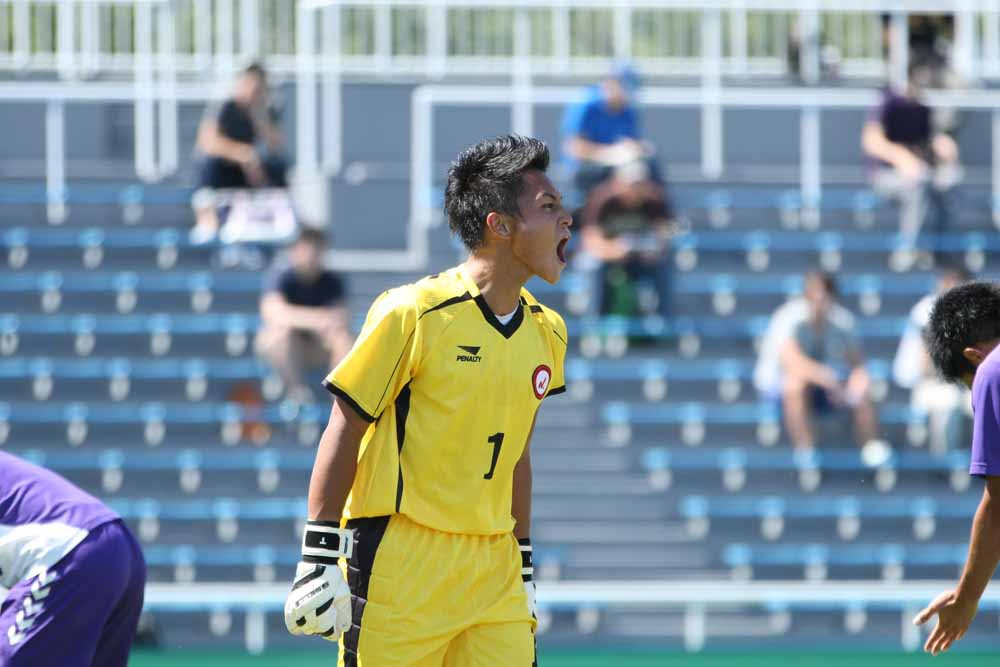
[189,225,218,245]
[889,249,917,272]
[860,439,892,468]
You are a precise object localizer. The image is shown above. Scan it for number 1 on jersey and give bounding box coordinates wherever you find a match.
[483,432,505,480]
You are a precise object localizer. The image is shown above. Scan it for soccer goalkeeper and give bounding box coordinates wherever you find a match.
[283,135,571,666]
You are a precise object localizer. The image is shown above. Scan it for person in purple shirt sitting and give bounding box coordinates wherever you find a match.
[862,60,961,271]
[915,281,1000,654]
[0,451,146,666]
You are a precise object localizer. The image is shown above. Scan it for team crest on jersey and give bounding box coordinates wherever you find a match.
[531,365,551,399]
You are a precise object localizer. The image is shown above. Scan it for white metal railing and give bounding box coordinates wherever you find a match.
[6,0,1000,270]
[145,579,1000,654]
[5,0,994,189]
[2,1,998,83]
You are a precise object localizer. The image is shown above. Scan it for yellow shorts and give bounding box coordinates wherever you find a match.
[337,514,536,667]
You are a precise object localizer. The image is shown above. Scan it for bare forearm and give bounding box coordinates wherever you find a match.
[956,484,1000,604]
[861,122,914,168]
[198,123,255,164]
[256,119,285,151]
[565,136,601,162]
[781,340,834,386]
[262,294,338,332]
[566,136,634,164]
[307,403,367,521]
[284,304,337,331]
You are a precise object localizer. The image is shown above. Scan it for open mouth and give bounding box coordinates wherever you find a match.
[556,238,569,265]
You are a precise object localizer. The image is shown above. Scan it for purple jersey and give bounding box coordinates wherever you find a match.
[970,344,1000,477]
[1,451,118,588]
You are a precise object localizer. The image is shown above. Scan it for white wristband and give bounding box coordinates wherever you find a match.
[519,538,533,582]
[302,520,354,565]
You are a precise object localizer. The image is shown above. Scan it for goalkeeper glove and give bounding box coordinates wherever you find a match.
[520,537,537,619]
[284,520,354,641]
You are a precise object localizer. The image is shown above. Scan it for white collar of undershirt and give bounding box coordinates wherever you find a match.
[494,310,517,326]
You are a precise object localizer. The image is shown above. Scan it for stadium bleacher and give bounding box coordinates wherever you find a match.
[1,169,995,651]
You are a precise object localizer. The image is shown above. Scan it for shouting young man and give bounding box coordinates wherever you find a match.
[284,135,572,666]
[916,281,1000,654]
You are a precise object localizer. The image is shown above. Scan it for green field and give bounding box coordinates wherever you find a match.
[131,649,991,666]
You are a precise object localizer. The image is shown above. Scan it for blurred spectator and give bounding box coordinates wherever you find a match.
[192,62,290,243]
[778,272,888,462]
[893,265,972,455]
[574,159,675,319]
[562,63,657,198]
[786,18,843,81]
[754,276,856,402]
[255,228,352,403]
[862,61,961,271]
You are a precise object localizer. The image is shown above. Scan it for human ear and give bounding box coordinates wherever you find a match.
[963,347,987,367]
[485,212,511,239]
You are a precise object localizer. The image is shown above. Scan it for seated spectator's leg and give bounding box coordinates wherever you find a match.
[933,162,962,192]
[262,154,289,188]
[938,395,967,456]
[318,316,354,369]
[928,163,962,243]
[903,179,931,252]
[194,158,249,241]
[844,368,879,447]
[850,396,879,448]
[292,332,338,401]
[192,197,220,243]
[255,325,308,398]
[631,254,672,319]
[573,163,613,198]
[914,379,967,455]
[651,250,672,319]
[782,377,816,450]
[572,249,607,317]
[872,168,929,265]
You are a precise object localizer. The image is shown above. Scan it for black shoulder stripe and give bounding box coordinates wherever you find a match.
[372,328,417,417]
[529,305,543,313]
[546,385,567,397]
[551,327,567,347]
[419,291,473,319]
[323,381,376,423]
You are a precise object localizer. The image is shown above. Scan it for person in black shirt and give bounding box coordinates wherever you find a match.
[193,62,289,242]
[575,159,675,318]
[255,228,353,403]
[862,61,961,270]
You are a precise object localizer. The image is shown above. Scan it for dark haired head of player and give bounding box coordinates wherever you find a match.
[926,281,1000,388]
[445,135,572,313]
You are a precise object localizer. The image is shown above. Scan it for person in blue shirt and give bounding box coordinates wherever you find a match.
[562,64,653,197]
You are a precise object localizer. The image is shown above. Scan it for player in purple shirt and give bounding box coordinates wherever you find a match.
[914,282,1000,654]
[0,451,146,666]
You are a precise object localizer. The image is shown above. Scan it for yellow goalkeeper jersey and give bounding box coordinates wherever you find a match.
[323,265,567,536]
